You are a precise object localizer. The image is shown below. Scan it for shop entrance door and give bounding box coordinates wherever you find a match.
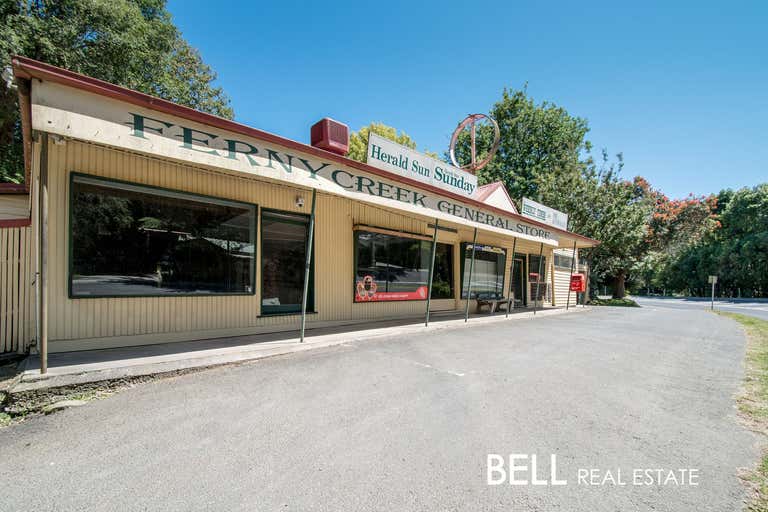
[511,257,526,306]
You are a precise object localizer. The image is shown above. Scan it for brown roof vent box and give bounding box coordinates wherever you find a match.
[311,118,349,156]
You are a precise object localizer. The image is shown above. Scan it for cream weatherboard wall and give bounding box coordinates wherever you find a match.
[40,140,533,351]
[38,139,560,352]
[552,248,581,307]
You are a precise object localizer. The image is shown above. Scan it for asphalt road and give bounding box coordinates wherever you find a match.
[635,296,768,321]
[0,306,758,511]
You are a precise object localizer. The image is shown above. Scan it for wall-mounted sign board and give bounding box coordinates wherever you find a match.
[521,197,569,231]
[367,133,478,198]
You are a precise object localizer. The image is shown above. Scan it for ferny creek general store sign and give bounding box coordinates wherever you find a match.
[30,80,558,245]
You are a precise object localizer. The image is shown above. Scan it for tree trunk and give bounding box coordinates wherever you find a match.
[612,271,626,299]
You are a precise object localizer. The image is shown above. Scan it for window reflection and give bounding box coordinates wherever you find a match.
[70,175,255,297]
[461,244,506,300]
[355,231,453,302]
[261,211,313,314]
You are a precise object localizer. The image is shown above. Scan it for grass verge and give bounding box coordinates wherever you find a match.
[717,312,768,511]
[588,297,640,307]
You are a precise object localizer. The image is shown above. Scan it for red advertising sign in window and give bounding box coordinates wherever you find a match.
[355,275,428,302]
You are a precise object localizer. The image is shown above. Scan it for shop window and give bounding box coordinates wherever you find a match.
[431,243,454,299]
[261,210,314,315]
[461,244,506,300]
[70,174,256,297]
[354,230,453,302]
[529,254,548,281]
[529,254,548,301]
[554,253,574,271]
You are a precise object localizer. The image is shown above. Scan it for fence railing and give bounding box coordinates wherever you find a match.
[1,225,34,354]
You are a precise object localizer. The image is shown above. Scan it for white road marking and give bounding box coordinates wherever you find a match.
[339,342,466,377]
[411,361,465,377]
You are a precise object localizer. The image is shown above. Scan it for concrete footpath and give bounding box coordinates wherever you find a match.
[13,306,583,392]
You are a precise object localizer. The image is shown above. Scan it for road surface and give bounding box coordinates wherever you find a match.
[635,295,768,321]
[0,306,758,511]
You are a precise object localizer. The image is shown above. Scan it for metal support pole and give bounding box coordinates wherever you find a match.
[464,228,478,322]
[299,189,316,343]
[533,242,544,316]
[711,281,715,311]
[39,134,49,374]
[565,240,577,311]
[505,238,517,318]
[583,261,591,307]
[424,219,439,327]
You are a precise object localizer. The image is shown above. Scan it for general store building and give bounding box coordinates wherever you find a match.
[0,57,596,366]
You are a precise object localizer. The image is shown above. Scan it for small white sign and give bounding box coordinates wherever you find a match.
[708,275,718,284]
[521,197,569,231]
[367,133,478,198]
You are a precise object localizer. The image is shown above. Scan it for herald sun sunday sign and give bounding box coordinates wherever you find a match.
[367,133,478,198]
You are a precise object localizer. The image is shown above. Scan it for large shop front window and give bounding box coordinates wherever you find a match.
[70,174,256,297]
[260,211,313,315]
[461,244,506,300]
[354,231,453,302]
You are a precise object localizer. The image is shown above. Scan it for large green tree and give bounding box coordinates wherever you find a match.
[450,88,592,214]
[452,88,654,298]
[574,157,655,298]
[632,189,718,295]
[0,0,233,183]
[642,184,767,298]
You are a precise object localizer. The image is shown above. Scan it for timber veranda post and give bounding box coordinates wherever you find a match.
[299,189,317,343]
[464,228,478,322]
[533,242,544,316]
[505,238,518,318]
[424,219,439,327]
[565,240,577,310]
[39,133,49,374]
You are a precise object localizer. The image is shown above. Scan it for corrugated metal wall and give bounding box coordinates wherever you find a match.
[44,140,562,351]
[0,225,34,353]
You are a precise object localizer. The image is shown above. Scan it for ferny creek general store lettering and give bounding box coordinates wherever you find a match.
[126,113,554,241]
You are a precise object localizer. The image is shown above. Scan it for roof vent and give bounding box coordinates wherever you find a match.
[311,118,349,156]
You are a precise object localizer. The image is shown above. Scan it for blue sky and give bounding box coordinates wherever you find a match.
[167,0,766,199]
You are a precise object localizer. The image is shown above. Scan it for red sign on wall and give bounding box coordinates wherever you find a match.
[570,274,586,292]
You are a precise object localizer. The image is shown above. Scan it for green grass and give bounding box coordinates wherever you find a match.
[717,312,768,511]
[588,297,641,307]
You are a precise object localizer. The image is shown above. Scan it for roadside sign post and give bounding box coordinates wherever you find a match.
[708,275,718,310]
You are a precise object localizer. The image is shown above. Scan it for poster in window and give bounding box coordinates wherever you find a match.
[354,231,452,302]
